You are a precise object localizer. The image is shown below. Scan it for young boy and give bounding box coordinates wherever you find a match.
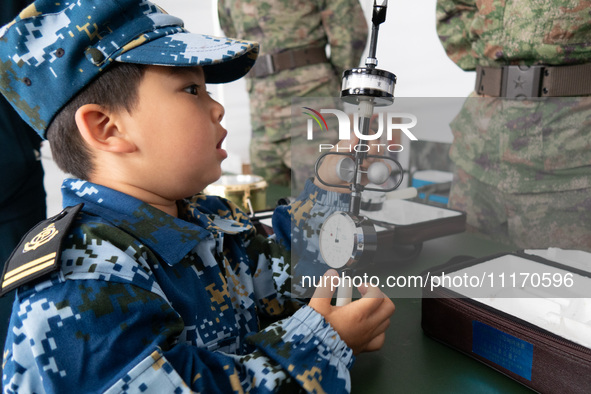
[0,1,395,393]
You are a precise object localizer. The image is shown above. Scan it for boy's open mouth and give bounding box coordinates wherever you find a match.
[217,131,227,149]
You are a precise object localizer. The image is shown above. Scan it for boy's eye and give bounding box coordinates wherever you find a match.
[183,84,199,95]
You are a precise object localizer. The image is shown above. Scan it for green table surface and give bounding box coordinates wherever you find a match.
[264,184,292,209]
[350,232,534,393]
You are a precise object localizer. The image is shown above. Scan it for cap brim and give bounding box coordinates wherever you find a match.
[115,32,259,84]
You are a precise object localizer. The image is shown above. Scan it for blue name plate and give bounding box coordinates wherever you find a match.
[472,321,533,381]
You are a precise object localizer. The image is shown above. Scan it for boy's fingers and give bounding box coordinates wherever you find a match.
[364,332,387,352]
[360,284,385,298]
[371,315,392,336]
[357,304,393,354]
[355,286,387,313]
[357,284,369,296]
[311,270,339,300]
[354,293,395,324]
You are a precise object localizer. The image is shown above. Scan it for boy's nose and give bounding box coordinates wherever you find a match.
[213,100,225,123]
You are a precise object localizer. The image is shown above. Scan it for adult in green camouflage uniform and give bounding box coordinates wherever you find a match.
[437,0,591,250]
[218,0,368,190]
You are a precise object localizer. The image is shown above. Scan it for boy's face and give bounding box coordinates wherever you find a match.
[121,65,228,200]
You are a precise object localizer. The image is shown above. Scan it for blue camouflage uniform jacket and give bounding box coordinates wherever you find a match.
[2,178,353,393]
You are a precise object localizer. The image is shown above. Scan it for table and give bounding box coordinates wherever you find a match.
[350,232,534,393]
[264,183,534,392]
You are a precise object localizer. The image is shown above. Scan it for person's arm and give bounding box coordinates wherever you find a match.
[271,179,351,291]
[244,182,392,393]
[217,0,238,38]
[258,138,395,350]
[2,214,355,393]
[436,0,478,70]
[5,278,350,393]
[271,136,391,294]
[3,279,200,393]
[319,0,369,77]
[254,191,395,358]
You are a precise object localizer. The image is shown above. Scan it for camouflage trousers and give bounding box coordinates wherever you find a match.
[246,62,343,191]
[249,95,341,193]
[449,168,591,251]
[249,131,291,188]
[250,130,338,193]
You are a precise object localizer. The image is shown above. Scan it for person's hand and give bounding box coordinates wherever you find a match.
[308,270,395,355]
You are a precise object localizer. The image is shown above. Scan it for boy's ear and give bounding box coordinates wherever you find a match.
[75,104,136,153]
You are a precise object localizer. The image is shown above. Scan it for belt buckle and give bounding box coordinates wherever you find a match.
[263,54,275,75]
[251,54,275,78]
[256,54,275,77]
[501,65,544,98]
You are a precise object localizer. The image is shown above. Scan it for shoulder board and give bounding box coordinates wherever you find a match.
[0,203,84,296]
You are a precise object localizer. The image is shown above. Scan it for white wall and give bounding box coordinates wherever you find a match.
[359,0,474,97]
[43,0,475,215]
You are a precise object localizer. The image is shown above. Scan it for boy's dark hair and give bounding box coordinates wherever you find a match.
[47,63,146,180]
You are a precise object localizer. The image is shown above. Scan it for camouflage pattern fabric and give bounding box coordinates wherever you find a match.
[448,96,591,194]
[436,0,591,69]
[249,131,292,188]
[2,179,354,393]
[450,167,591,251]
[249,117,341,193]
[218,0,368,187]
[287,184,352,295]
[437,1,591,250]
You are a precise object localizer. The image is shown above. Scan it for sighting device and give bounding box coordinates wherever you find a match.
[314,0,402,305]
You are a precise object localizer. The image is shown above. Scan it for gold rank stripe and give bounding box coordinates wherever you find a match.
[2,252,57,288]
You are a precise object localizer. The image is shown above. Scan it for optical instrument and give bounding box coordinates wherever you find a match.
[315,0,401,305]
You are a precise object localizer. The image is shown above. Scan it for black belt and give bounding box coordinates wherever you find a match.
[248,47,328,78]
[475,63,591,98]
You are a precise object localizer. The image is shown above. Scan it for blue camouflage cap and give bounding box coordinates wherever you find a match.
[0,0,259,139]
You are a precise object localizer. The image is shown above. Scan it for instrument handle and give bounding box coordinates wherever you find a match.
[335,281,353,306]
